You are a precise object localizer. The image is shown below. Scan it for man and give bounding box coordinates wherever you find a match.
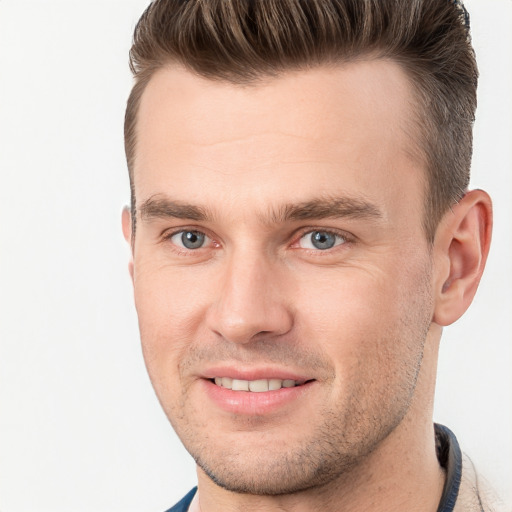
[121,1,499,511]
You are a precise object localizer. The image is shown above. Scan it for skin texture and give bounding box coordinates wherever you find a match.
[123,60,492,512]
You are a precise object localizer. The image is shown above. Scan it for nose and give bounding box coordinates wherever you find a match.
[205,252,294,344]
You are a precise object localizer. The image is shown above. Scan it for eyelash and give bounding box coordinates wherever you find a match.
[160,228,217,255]
[292,227,353,254]
[160,227,354,255]
[303,230,346,244]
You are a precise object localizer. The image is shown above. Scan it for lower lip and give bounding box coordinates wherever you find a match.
[202,379,315,415]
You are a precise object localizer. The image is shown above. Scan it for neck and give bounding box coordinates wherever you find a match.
[193,330,445,512]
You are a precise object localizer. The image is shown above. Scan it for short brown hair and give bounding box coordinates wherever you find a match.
[125,0,477,241]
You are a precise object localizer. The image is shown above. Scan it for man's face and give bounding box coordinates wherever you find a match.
[128,61,437,494]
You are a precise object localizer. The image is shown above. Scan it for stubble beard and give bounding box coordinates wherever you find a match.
[156,264,434,497]
[189,407,409,496]
[169,328,429,496]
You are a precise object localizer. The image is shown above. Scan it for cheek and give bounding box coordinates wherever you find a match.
[295,266,399,339]
[133,264,212,389]
[293,261,431,376]
[134,257,211,328]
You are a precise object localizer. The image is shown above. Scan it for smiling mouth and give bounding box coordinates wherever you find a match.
[211,377,313,392]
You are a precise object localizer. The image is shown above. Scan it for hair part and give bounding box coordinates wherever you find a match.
[125,0,477,242]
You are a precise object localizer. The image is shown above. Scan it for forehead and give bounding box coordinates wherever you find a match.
[134,60,424,219]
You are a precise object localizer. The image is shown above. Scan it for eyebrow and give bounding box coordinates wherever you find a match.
[139,194,382,224]
[140,196,211,222]
[268,197,382,224]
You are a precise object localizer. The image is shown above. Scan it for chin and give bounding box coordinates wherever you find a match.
[184,415,396,496]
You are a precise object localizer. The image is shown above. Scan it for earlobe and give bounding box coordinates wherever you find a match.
[121,206,134,281]
[432,190,492,326]
[122,206,132,243]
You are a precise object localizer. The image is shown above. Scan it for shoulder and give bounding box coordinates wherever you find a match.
[455,454,507,512]
[435,425,506,512]
[163,487,197,512]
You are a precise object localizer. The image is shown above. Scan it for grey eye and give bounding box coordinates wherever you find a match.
[299,231,345,250]
[171,230,208,249]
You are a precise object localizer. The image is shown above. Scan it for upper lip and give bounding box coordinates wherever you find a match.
[200,365,314,382]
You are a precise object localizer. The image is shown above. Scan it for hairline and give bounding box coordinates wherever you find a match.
[126,56,446,245]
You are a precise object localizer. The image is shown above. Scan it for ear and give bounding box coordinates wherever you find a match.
[121,206,134,281]
[432,189,492,326]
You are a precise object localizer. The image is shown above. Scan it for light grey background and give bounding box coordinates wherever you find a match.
[0,1,510,511]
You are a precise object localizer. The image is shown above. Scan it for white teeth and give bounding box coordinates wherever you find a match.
[214,377,303,391]
[231,379,249,391]
[248,379,269,392]
[221,377,233,388]
[268,379,282,391]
